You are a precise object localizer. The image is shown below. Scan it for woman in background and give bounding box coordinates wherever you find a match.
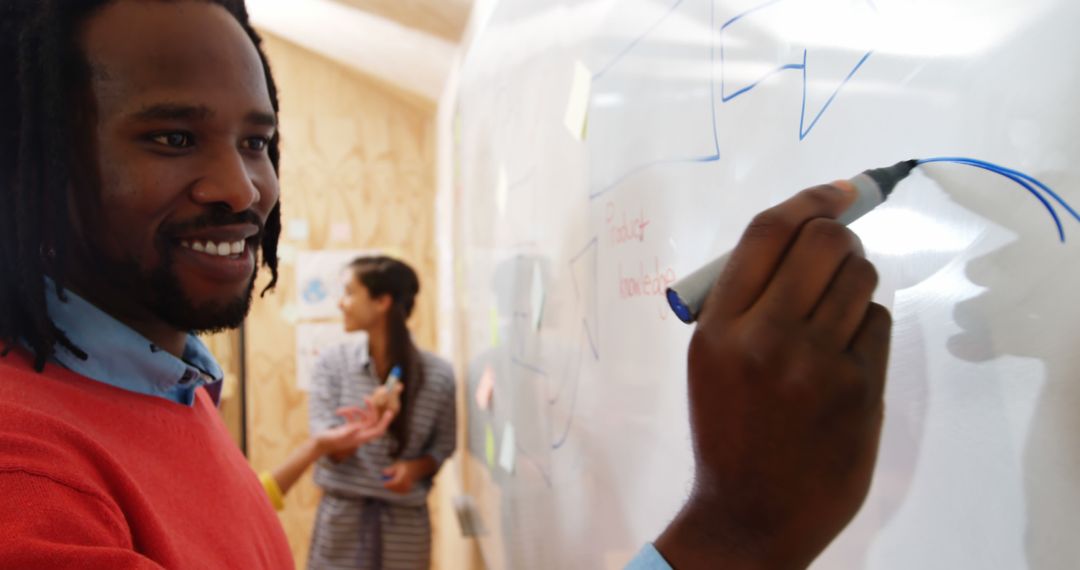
[308,256,457,570]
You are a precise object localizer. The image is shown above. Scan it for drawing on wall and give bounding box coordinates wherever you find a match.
[294,249,377,390]
[454,0,1080,568]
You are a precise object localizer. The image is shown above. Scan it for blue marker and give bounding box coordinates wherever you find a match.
[666,160,917,324]
[380,365,403,485]
[384,365,402,392]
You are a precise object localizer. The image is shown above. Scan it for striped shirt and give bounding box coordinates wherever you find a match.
[309,341,456,507]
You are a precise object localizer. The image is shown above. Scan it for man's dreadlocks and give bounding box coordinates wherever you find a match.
[0,0,282,371]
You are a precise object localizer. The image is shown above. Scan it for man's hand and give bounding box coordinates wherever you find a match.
[656,182,893,570]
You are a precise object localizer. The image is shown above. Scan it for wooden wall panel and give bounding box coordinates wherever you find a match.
[246,33,454,566]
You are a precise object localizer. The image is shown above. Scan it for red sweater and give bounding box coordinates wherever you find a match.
[0,350,294,569]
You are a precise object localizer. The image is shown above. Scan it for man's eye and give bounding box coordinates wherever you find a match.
[151,132,193,148]
[243,136,271,152]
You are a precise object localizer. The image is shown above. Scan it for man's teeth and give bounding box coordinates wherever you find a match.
[179,240,246,257]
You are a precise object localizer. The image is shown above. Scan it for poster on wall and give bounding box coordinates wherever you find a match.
[294,249,377,390]
[295,249,376,320]
[295,322,367,392]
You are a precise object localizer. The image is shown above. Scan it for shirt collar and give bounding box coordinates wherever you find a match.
[42,279,224,406]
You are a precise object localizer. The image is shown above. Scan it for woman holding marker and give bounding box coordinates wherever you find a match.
[308,256,457,570]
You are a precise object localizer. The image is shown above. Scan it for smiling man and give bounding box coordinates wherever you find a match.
[0,1,291,567]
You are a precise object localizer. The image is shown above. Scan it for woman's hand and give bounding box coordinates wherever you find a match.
[370,382,404,417]
[381,456,436,494]
[323,401,395,461]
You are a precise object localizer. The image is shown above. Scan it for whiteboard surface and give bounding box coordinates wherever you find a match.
[452,1,1080,568]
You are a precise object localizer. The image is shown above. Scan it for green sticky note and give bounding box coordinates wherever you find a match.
[453,111,463,145]
[485,424,496,468]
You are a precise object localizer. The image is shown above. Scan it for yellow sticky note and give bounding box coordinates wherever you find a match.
[496,166,509,215]
[489,306,500,347]
[564,61,592,140]
[485,424,496,469]
[381,246,405,260]
[453,111,463,146]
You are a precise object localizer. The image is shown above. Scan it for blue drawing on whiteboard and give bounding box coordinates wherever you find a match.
[480,1,1079,490]
[551,237,600,450]
[589,0,717,200]
[717,2,873,141]
[302,278,328,305]
[503,240,599,454]
[917,157,1080,242]
[589,0,876,199]
[591,0,687,83]
[497,0,897,482]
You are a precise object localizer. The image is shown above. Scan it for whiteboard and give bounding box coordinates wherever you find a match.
[451,1,1080,568]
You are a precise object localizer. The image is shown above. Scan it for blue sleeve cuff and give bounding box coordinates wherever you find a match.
[625,543,673,570]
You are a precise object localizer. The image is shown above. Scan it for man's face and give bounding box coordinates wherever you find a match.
[77,0,279,332]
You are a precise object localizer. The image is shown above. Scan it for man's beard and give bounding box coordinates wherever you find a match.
[90,235,261,335]
[99,243,260,335]
[76,208,265,335]
[146,249,258,335]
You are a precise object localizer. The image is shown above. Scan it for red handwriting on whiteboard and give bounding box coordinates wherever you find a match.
[618,257,677,299]
[605,202,651,246]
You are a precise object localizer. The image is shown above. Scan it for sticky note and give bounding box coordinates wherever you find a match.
[499,423,516,474]
[280,303,299,325]
[455,258,465,297]
[489,306,500,347]
[485,424,496,469]
[475,365,495,411]
[287,219,310,241]
[564,60,592,140]
[531,266,544,331]
[329,222,352,243]
[277,243,297,266]
[496,166,509,215]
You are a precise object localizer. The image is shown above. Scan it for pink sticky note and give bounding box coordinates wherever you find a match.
[475,365,495,410]
[329,222,352,243]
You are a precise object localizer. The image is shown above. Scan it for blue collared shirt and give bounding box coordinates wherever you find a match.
[42,280,224,406]
[626,544,672,569]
